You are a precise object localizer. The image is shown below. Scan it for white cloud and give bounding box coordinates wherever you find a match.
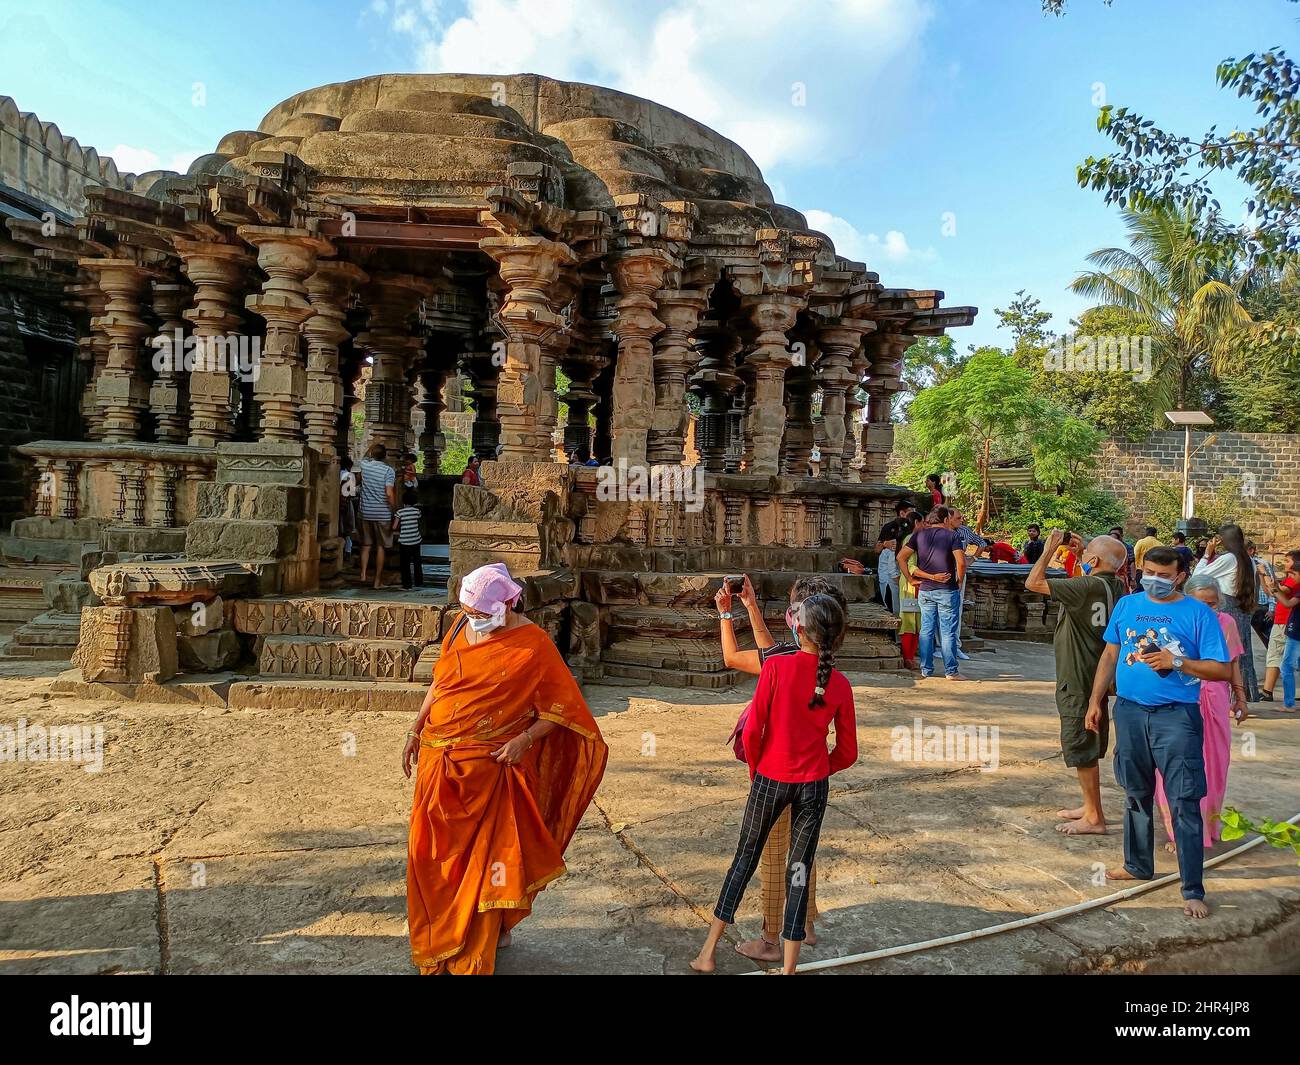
[106,144,203,176]
[379,0,932,176]
[803,209,935,267]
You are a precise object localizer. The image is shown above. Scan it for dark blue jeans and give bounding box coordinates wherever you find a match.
[1112,696,1207,900]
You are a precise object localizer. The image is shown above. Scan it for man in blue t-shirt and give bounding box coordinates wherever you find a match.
[1086,546,1230,918]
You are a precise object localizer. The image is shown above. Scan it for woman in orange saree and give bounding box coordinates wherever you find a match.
[403,563,607,975]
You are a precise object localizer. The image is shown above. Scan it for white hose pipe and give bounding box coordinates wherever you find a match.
[741,812,1300,975]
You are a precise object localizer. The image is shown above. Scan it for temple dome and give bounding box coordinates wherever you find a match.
[218,73,828,250]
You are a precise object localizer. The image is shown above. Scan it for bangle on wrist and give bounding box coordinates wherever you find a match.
[719,610,734,620]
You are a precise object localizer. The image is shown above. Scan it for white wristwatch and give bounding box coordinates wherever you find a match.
[719,611,734,620]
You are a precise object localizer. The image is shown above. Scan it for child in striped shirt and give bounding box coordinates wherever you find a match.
[392,490,423,590]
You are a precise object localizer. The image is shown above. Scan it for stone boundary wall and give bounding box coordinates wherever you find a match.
[1098,430,1300,551]
[0,95,133,218]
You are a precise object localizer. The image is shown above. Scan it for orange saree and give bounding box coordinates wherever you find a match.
[407,616,607,974]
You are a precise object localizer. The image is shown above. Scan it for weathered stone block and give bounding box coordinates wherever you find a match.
[174,595,224,636]
[73,605,178,683]
[195,482,308,523]
[178,628,242,672]
[186,518,300,560]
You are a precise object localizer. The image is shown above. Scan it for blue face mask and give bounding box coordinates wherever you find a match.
[1141,575,1177,599]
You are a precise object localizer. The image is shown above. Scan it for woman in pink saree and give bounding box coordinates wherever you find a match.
[1155,574,1249,849]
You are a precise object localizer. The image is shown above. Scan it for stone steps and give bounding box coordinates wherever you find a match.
[0,534,97,566]
[6,610,81,660]
[0,563,66,627]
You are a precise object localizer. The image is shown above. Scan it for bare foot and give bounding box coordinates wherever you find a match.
[1056,806,1086,820]
[945,673,970,682]
[1184,898,1210,918]
[689,954,716,973]
[499,930,512,949]
[804,924,817,947]
[1055,817,1106,835]
[735,937,781,962]
[1105,867,1149,883]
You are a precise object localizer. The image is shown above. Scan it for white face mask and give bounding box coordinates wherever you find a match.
[467,603,507,633]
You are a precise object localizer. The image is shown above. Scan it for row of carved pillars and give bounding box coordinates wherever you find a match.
[475,235,912,479]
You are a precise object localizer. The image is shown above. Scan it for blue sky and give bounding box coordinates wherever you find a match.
[3,0,1294,350]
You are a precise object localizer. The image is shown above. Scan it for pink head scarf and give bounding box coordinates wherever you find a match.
[458,563,523,619]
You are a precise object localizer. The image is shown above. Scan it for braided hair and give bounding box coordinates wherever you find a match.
[798,593,847,708]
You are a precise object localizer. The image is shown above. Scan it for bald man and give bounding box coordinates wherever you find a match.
[1026,531,1129,835]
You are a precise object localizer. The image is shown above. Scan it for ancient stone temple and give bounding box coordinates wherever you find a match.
[0,74,974,699]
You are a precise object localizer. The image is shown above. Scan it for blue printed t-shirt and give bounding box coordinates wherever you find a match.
[1103,591,1229,706]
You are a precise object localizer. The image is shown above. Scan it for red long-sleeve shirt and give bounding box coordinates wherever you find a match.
[742,651,858,782]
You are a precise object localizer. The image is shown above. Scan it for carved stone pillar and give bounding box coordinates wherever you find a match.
[357,274,428,458]
[418,365,448,472]
[479,235,575,461]
[83,258,156,442]
[240,226,333,443]
[559,344,604,462]
[816,321,872,481]
[73,281,109,441]
[647,289,708,466]
[592,360,614,462]
[688,324,740,474]
[609,248,673,466]
[861,330,908,482]
[781,348,816,478]
[147,280,191,443]
[304,261,366,462]
[741,294,802,477]
[464,348,502,460]
[176,241,255,448]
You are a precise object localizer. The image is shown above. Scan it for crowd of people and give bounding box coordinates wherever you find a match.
[391,456,1298,973]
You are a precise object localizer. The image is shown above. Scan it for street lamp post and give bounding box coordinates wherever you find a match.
[1165,410,1214,521]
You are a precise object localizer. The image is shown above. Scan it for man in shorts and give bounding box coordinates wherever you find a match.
[1025,529,1128,835]
[358,442,397,589]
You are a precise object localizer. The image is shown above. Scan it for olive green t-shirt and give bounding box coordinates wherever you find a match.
[1048,574,1126,710]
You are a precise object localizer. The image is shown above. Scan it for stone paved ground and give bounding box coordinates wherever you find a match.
[1,641,1298,975]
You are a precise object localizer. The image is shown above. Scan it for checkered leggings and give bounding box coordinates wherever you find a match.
[714,773,830,942]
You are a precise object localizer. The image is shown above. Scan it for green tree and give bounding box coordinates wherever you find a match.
[1069,207,1253,410]
[897,349,1103,528]
[1065,0,1299,262]
[894,335,968,418]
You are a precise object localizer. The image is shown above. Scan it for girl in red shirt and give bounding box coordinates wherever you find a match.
[691,594,857,974]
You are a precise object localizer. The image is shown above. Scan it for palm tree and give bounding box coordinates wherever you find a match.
[1070,207,1254,411]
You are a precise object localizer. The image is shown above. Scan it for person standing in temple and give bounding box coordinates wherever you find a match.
[403,564,607,974]
[897,506,967,680]
[1021,524,1045,565]
[1193,524,1259,702]
[714,573,849,959]
[358,442,397,590]
[392,489,424,591]
[947,507,987,661]
[925,473,946,509]
[1133,526,1161,570]
[339,456,358,563]
[693,593,856,975]
[1086,546,1231,918]
[1246,540,1276,650]
[461,454,482,486]
[873,500,917,614]
[1025,530,1127,836]
[1171,531,1196,572]
[1261,549,1300,705]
